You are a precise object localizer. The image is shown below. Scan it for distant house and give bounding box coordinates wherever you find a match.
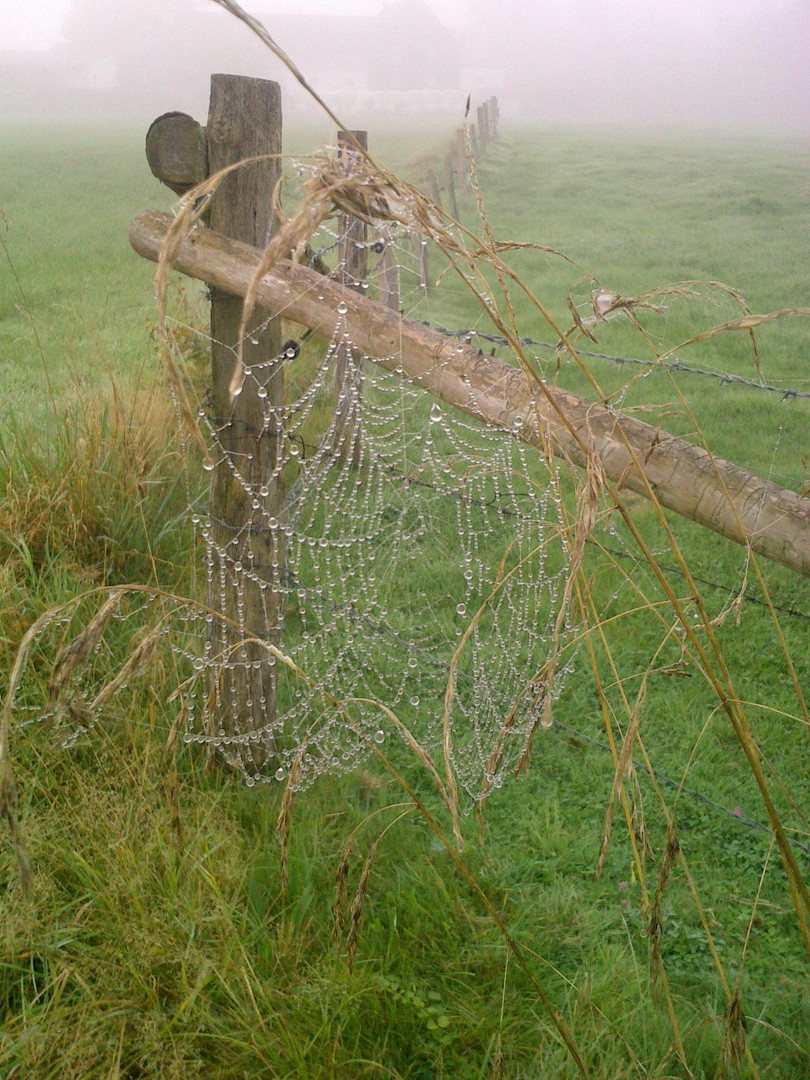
[241,1,460,93]
[198,0,465,114]
[1,0,502,121]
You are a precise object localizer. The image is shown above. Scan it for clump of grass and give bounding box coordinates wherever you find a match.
[0,379,196,595]
[2,16,810,1072]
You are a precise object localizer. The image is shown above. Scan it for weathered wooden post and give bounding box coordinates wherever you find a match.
[377,228,401,313]
[446,164,459,221]
[334,129,368,457]
[207,75,284,768]
[428,169,442,209]
[469,124,479,163]
[146,75,284,769]
[416,232,430,294]
[490,96,500,138]
[477,104,488,151]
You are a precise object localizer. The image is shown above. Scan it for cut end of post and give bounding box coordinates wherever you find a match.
[145,112,208,195]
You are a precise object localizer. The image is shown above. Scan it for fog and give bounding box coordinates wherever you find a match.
[0,0,807,129]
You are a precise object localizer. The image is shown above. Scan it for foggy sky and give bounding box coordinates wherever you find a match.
[0,0,807,128]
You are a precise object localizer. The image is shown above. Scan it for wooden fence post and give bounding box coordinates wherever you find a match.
[377,227,401,313]
[416,232,430,294]
[447,164,459,220]
[206,74,284,767]
[477,104,488,151]
[146,78,284,767]
[334,129,368,457]
[428,169,442,209]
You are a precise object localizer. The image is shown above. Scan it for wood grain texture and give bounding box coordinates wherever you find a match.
[145,112,208,194]
[206,75,284,760]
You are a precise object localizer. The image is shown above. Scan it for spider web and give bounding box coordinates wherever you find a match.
[169,211,575,796]
[14,209,575,803]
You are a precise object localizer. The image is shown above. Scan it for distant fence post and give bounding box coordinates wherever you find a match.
[416,232,430,294]
[334,129,368,457]
[428,169,442,209]
[469,124,479,163]
[477,104,488,150]
[377,227,401,313]
[447,164,459,220]
[146,76,284,769]
[490,96,500,138]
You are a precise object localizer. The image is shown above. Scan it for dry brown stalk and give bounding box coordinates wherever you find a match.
[276,753,302,901]
[659,307,810,360]
[338,809,416,970]
[165,699,188,858]
[88,623,164,713]
[346,836,379,971]
[0,754,32,898]
[648,820,680,989]
[595,673,648,882]
[347,697,460,847]
[331,836,352,946]
[516,436,606,774]
[721,991,749,1072]
[47,590,125,714]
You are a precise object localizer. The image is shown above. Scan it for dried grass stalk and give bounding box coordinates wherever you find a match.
[0,755,32,897]
[515,439,605,776]
[649,820,680,988]
[276,753,303,900]
[346,837,380,971]
[89,623,163,712]
[331,836,353,946]
[348,696,461,848]
[720,990,749,1071]
[596,674,648,881]
[48,590,125,713]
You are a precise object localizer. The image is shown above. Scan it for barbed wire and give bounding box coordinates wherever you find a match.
[424,323,810,402]
[596,543,810,624]
[277,555,810,858]
[548,719,810,858]
[285,433,810,626]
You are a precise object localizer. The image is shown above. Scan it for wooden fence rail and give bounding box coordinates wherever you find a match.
[130,207,810,580]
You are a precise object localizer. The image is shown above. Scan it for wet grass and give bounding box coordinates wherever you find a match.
[1,122,809,1078]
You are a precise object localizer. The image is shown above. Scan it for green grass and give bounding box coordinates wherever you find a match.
[1,121,809,1078]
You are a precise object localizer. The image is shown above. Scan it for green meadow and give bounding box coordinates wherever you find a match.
[1,122,809,1078]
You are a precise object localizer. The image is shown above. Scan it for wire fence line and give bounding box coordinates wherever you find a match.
[173,312,810,625]
[276,556,810,858]
[596,543,810,623]
[422,322,810,402]
[286,430,810,626]
[548,718,810,858]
